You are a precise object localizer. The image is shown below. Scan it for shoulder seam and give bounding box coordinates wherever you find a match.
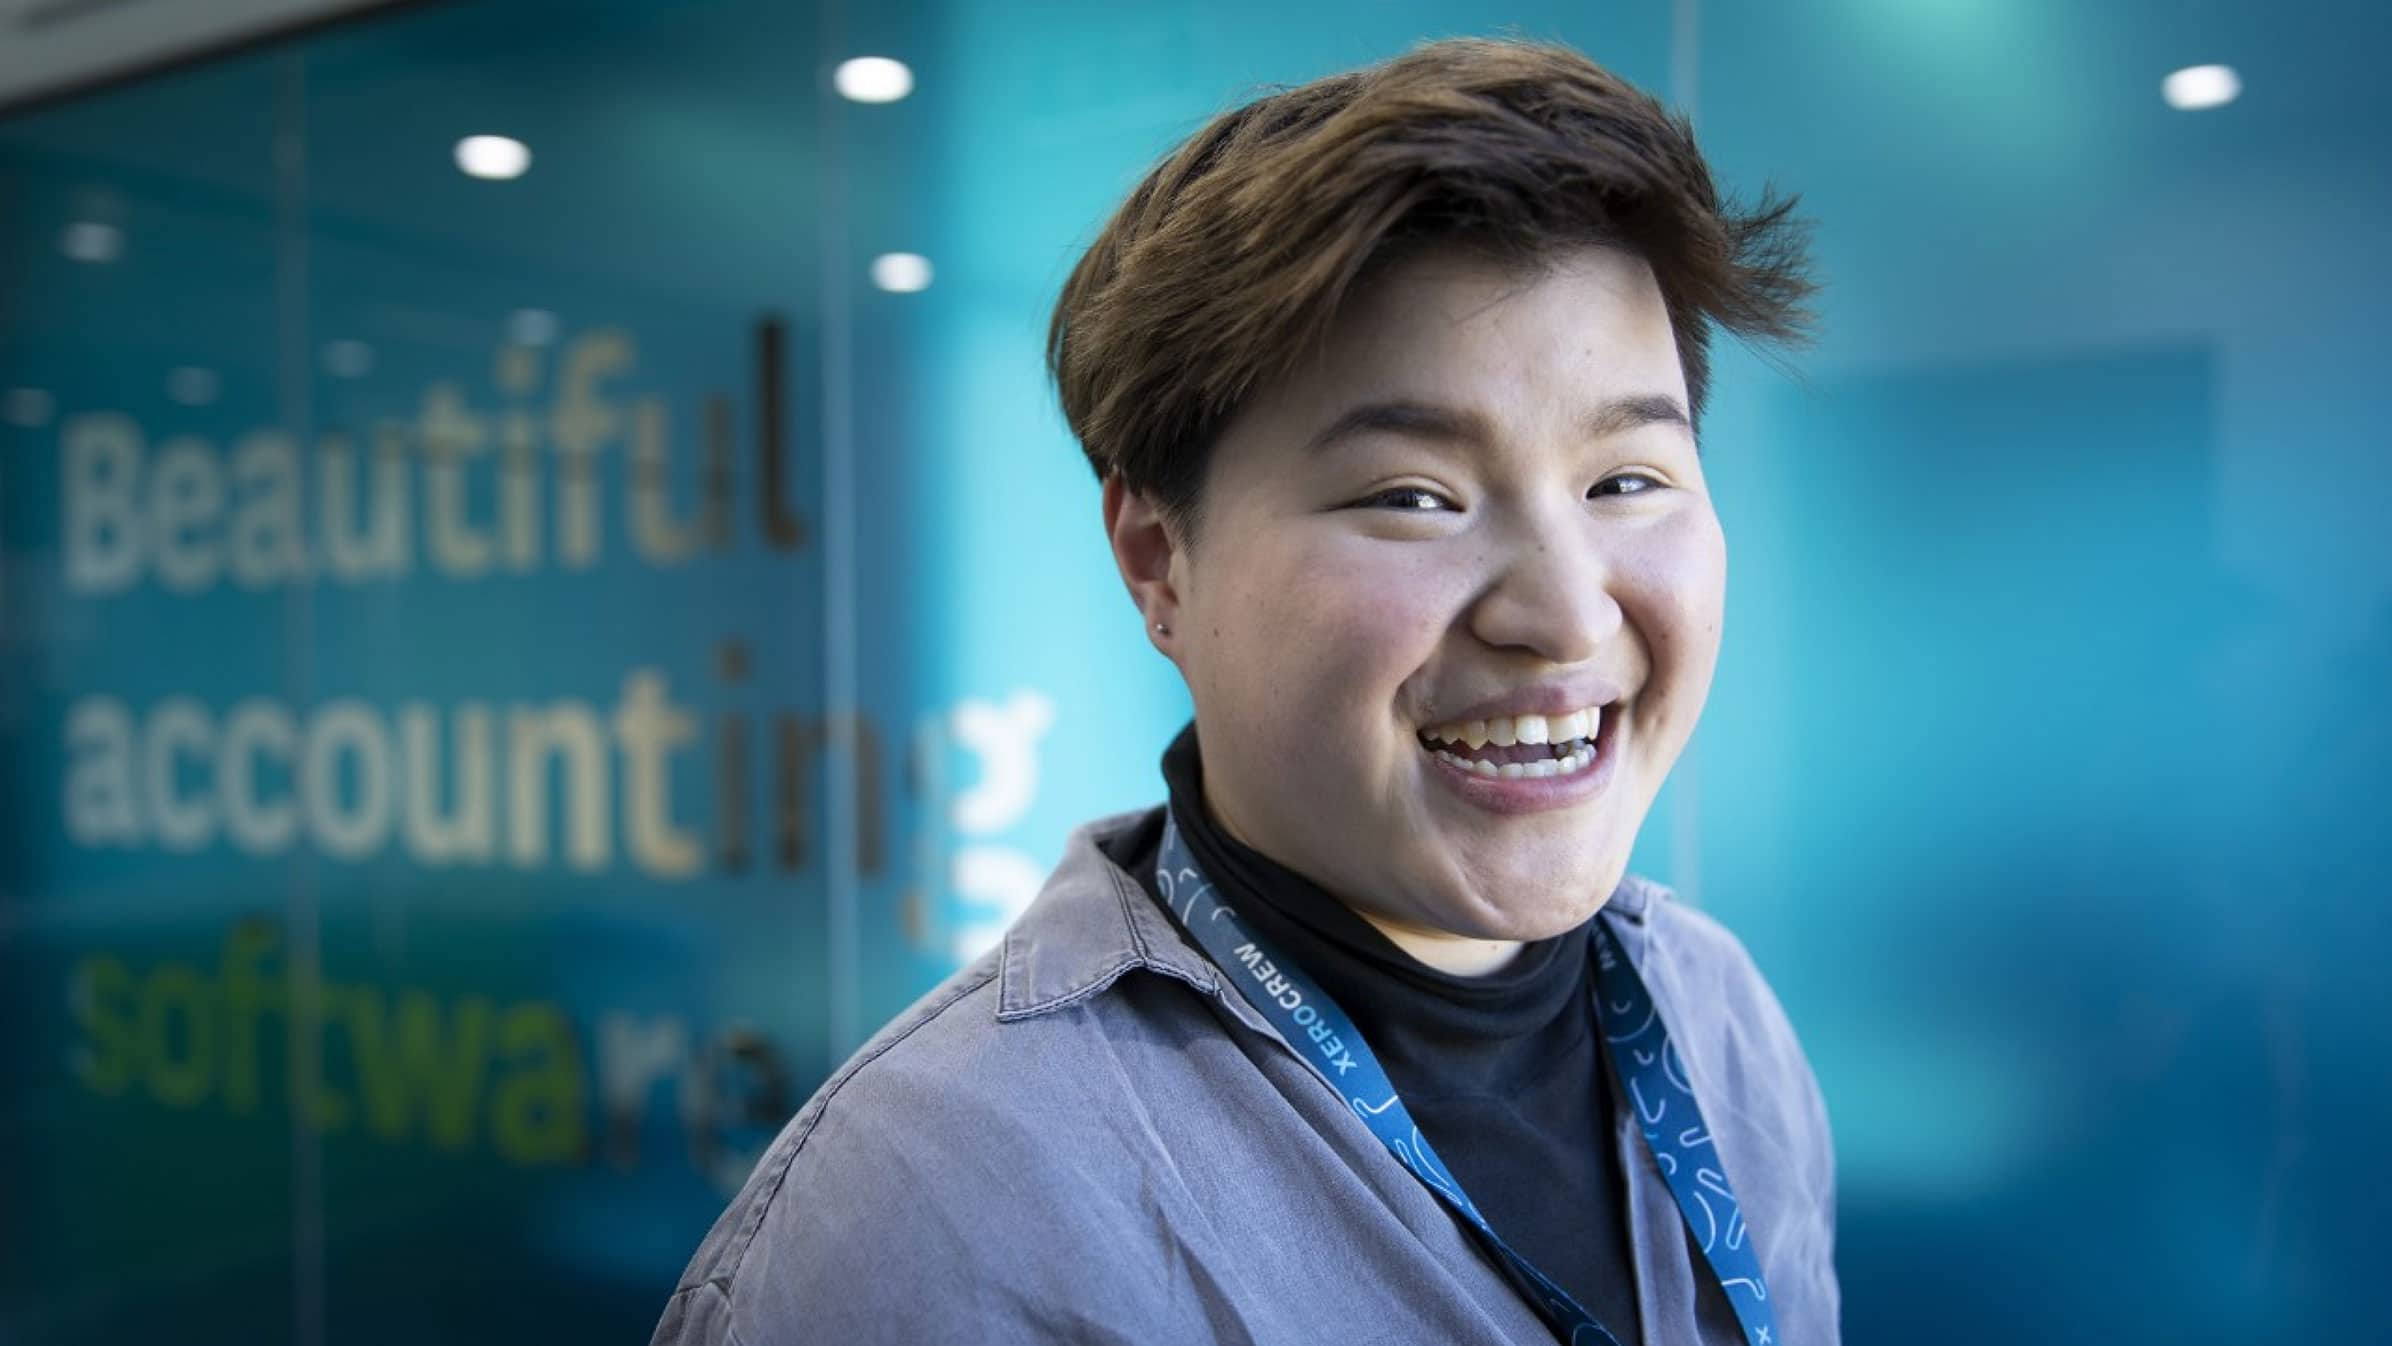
[706,963,1001,1296]
[653,1278,734,1344]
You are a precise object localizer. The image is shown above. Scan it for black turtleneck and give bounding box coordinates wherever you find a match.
[1106,723,1642,1341]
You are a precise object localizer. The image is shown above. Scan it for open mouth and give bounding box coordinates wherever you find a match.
[1414,704,1614,780]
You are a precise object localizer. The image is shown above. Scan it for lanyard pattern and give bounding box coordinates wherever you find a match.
[1156,812,1781,1346]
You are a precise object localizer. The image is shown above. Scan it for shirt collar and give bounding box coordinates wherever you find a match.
[996,803,1664,1022]
[996,805,1222,1020]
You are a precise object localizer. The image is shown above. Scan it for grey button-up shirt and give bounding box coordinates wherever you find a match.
[651,806,1840,1345]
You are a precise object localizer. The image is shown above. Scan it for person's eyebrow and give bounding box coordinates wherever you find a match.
[1303,393,1691,455]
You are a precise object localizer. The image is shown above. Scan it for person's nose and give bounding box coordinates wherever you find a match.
[1465,500,1623,666]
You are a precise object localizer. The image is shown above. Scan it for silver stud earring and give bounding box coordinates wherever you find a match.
[1154,621,1170,636]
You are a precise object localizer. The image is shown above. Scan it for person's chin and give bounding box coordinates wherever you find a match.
[1519,898,1612,940]
[1449,883,1613,942]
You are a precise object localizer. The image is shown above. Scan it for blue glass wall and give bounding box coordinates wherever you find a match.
[1686,4,2392,1338]
[2,1,2384,1342]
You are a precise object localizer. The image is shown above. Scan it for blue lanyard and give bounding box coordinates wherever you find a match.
[1157,812,1781,1346]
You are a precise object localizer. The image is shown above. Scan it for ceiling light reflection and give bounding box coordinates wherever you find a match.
[835,57,914,103]
[2162,64,2240,111]
[61,221,122,263]
[870,252,933,293]
[455,134,533,180]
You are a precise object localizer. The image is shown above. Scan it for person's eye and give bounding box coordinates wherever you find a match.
[1589,472,1667,499]
[1356,485,1457,512]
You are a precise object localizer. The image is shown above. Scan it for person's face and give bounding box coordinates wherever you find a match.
[1111,243,1725,943]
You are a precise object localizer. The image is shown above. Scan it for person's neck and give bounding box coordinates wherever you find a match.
[1350,906,1526,977]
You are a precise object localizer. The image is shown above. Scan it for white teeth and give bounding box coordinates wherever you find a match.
[1434,742,1598,781]
[1420,705,1608,750]
[1433,749,1505,779]
[1546,743,1594,778]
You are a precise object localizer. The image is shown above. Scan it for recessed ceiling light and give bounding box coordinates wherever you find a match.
[2162,64,2240,111]
[455,134,533,180]
[60,220,122,263]
[323,340,376,379]
[166,367,221,406]
[870,252,933,293]
[835,56,914,104]
[4,388,54,428]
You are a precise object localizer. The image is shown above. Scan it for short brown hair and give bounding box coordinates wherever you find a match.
[1047,35,1817,542]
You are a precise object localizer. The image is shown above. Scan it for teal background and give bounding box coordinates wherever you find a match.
[3,0,2386,1342]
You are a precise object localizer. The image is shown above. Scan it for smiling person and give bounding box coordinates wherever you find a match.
[653,35,1834,1346]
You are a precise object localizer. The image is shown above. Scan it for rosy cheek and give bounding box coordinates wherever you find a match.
[1280,560,1449,689]
[1365,549,1466,627]
[1619,515,1727,742]
[1624,511,1725,625]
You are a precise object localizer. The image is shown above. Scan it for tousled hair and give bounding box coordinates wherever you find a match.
[1047,36,1818,544]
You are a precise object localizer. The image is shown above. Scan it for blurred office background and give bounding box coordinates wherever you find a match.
[1,0,2384,1341]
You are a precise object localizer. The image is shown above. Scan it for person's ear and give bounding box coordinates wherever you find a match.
[1102,474,1184,652]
